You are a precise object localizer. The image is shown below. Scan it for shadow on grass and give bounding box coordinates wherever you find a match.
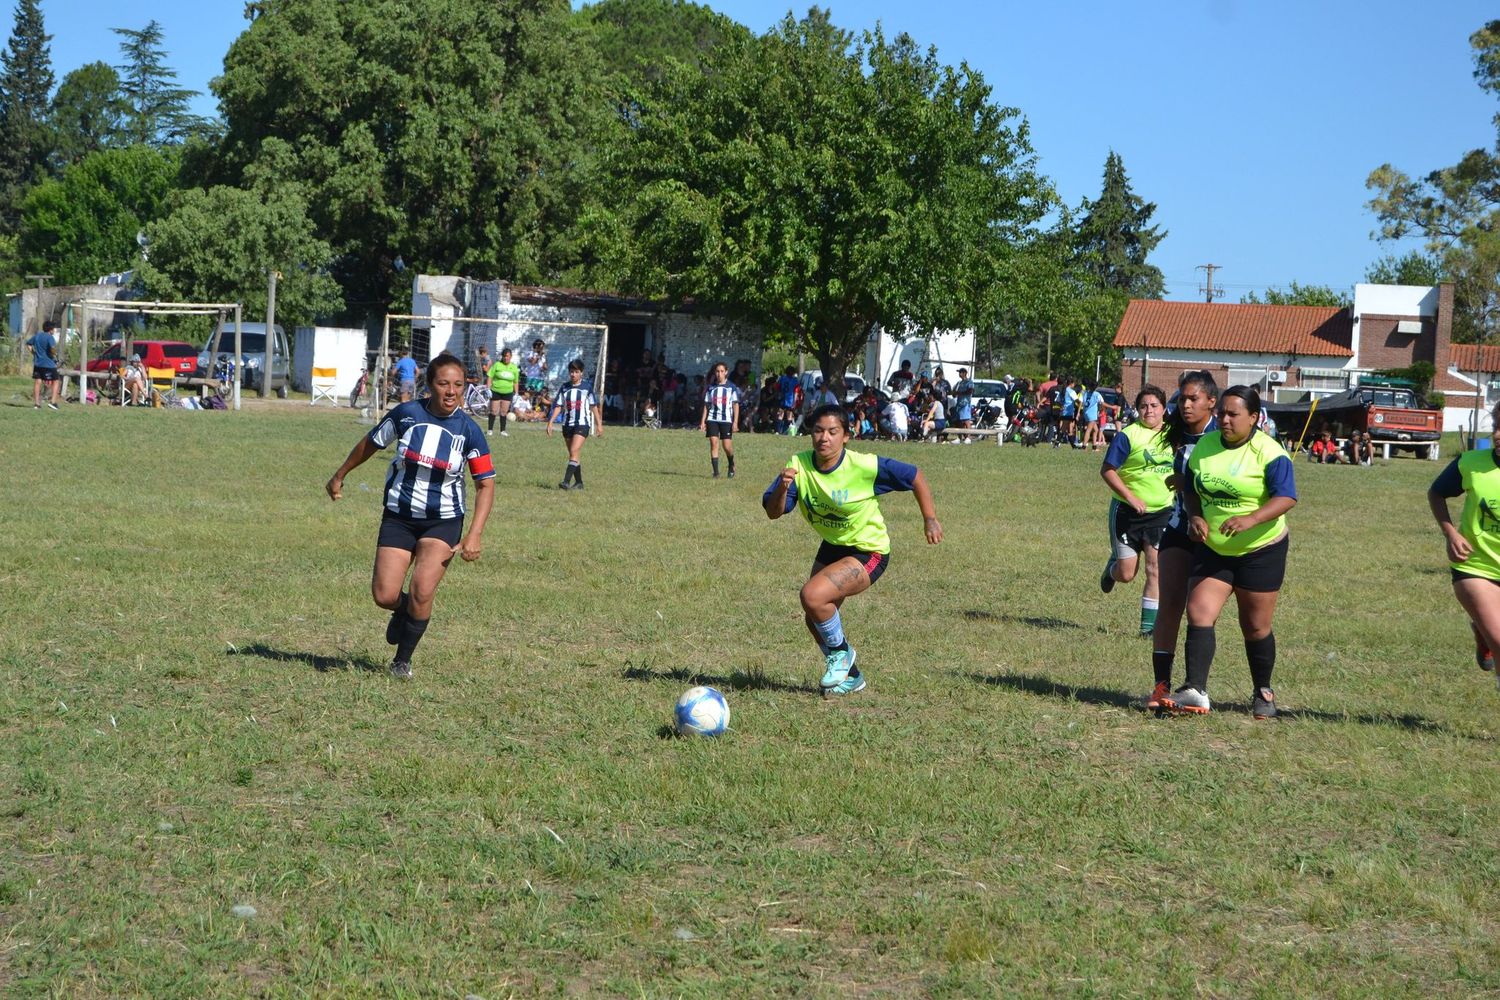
[985,613,1094,632]
[965,670,1473,736]
[232,643,387,674]
[623,663,818,695]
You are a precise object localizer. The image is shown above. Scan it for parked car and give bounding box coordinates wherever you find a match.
[196,322,290,397]
[798,370,867,406]
[86,339,199,377]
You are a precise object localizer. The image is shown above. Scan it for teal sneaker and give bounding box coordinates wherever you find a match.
[819,646,857,689]
[825,666,866,697]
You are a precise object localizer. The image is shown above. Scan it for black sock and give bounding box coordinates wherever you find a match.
[487,413,495,430]
[1184,624,1215,692]
[1152,649,1174,687]
[1246,632,1276,691]
[572,461,583,485]
[563,461,577,485]
[386,592,409,643]
[711,457,720,476]
[727,454,735,472]
[395,616,429,663]
[499,413,507,432]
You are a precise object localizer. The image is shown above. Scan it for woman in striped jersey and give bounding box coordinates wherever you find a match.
[700,361,742,478]
[547,358,604,490]
[325,353,495,679]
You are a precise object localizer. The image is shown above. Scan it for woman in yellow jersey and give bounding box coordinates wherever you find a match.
[485,348,521,437]
[1161,386,1297,720]
[1098,385,1173,637]
[763,404,943,696]
[1428,399,1500,677]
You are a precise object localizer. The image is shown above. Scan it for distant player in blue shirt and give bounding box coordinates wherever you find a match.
[26,320,61,410]
[392,350,419,402]
[547,358,604,490]
[776,366,800,435]
[700,361,742,479]
[326,352,495,679]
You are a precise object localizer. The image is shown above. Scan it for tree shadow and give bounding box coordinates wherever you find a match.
[622,662,819,695]
[964,670,1475,736]
[231,643,387,674]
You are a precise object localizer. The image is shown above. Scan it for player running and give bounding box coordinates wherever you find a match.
[1160,386,1297,719]
[547,358,604,490]
[762,404,943,696]
[700,362,742,478]
[1145,371,1218,710]
[1098,385,1172,637]
[485,347,521,437]
[325,353,495,680]
[1427,398,1500,681]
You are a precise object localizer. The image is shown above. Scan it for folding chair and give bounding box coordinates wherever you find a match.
[148,367,179,408]
[310,366,339,406]
[118,366,145,407]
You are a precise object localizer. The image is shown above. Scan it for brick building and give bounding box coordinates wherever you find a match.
[1113,282,1483,431]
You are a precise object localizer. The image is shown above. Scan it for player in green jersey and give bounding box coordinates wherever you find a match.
[485,348,521,437]
[1099,385,1173,637]
[1428,398,1500,680]
[763,404,943,696]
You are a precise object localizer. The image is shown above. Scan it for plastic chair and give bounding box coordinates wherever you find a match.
[148,367,179,408]
[310,366,339,406]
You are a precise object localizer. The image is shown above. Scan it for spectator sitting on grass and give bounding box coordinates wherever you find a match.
[1309,430,1341,464]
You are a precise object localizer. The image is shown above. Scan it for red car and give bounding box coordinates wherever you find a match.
[87,340,199,377]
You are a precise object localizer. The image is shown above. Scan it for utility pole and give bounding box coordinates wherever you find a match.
[262,270,279,399]
[1045,328,1052,374]
[1196,264,1222,303]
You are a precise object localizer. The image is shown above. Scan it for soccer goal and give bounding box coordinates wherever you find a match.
[67,298,248,409]
[378,313,609,413]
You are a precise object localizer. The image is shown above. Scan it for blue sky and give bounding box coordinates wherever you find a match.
[39,0,1499,301]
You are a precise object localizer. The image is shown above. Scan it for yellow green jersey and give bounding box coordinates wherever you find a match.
[764,449,919,555]
[1434,449,1500,580]
[486,360,520,394]
[1186,429,1297,556]
[1107,421,1173,512]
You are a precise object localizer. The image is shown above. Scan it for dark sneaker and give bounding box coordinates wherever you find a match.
[1161,686,1211,715]
[727,469,736,479]
[46,402,59,410]
[557,481,574,490]
[389,660,412,680]
[1252,687,1277,720]
[1099,561,1116,594]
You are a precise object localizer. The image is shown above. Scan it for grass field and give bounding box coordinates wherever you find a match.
[3,381,1500,997]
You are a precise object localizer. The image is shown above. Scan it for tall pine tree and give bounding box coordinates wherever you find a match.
[114,21,203,146]
[0,0,53,226]
[1074,151,1165,299]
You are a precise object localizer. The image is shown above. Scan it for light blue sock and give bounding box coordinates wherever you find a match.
[812,610,847,652]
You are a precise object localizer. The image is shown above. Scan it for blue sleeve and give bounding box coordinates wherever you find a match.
[1264,455,1297,500]
[1102,433,1131,469]
[874,457,918,495]
[763,475,797,513]
[1431,459,1463,498]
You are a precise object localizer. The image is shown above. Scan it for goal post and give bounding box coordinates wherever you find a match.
[379,313,609,414]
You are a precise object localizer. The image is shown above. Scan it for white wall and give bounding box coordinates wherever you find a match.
[293,327,368,395]
[865,326,977,387]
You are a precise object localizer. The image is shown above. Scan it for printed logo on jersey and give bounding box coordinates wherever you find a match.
[1194,471,1242,506]
[799,490,851,526]
[1140,447,1172,473]
[1481,498,1500,534]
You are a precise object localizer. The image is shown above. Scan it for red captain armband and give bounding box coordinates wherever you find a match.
[468,453,495,478]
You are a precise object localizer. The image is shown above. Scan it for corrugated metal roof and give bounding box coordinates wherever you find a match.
[1113,300,1353,357]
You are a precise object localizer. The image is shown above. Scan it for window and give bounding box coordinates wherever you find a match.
[1300,374,1348,393]
[1227,368,1267,388]
[162,343,197,358]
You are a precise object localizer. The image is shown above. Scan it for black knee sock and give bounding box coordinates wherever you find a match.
[711,456,720,476]
[572,460,583,485]
[1184,624,1215,692]
[1152,649,1174,687]
[727,453,735,472]
[386,592,409,644]
[395,616,429,663]
[487,413,495,430]
[499,413,507,432]
[1246,632,1276,691]
[563,461,578,485]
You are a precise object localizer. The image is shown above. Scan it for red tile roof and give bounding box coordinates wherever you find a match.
[1449,344,1500,372]
[1113,300,1353,357]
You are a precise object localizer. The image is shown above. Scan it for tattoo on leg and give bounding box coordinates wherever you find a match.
[827,562,865,593]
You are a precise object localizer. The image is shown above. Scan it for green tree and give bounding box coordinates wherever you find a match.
[214,0,606,317]
[1240,282,1351,308]
[139,184,344,329]
[0,0,54,225]
[1364,250,1443,287]
[50,62,126,167]
[113,21,206,146]
[1073,151,1165,298]
[1367,21,1500,343]
[580,0,749,90]
[18,145,178,284]
[587,10,1050,389]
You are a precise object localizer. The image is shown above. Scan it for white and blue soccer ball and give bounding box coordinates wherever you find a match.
[674,686,730,737]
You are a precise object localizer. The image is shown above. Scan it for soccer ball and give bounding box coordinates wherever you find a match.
[674,686,729,737]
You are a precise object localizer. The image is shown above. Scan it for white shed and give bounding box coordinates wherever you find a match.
[863,325,977,387]
[293,326,368,396]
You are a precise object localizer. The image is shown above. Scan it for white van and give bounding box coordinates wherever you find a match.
[197,322,291,397]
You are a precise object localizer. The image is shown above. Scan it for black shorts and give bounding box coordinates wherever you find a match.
[705,420,733,439]
[491,391,515,402]
[1190,535,1289,593]
[33,366,58,382]
[1158,524,1198,554]
[814,541,889,586]
[563,424,590,439]
[1452,569,1500,585]
[377,511,463,551]
[1110,503,1171,559]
